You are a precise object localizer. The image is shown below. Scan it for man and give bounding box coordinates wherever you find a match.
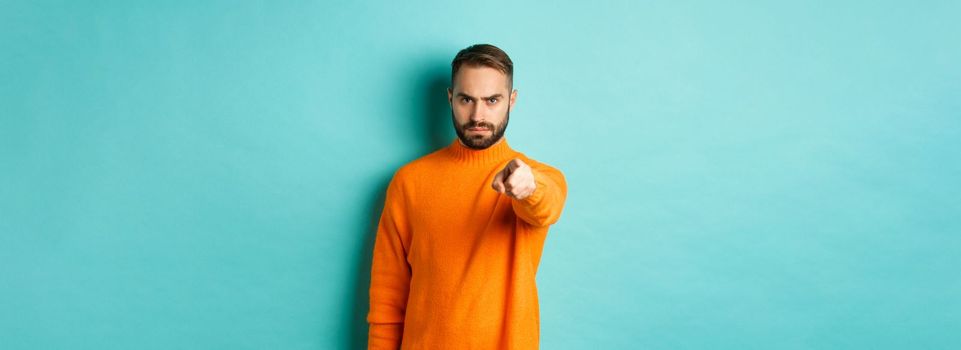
[367,44,568,349]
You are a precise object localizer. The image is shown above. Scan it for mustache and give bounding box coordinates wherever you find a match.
[463,122,494,130]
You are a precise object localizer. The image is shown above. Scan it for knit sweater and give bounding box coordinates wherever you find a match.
[367,137,568,349]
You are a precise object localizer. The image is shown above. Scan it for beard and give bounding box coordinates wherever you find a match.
[452,110,510,150]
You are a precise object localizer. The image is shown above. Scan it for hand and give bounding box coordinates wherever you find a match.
[491,158,537,200]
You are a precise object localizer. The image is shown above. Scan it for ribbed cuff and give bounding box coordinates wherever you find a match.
[368,323,403,350]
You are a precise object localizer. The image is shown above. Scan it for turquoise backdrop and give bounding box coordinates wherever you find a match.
[2,1,959,349]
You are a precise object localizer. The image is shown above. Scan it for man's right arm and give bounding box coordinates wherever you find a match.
[367,172,412,350]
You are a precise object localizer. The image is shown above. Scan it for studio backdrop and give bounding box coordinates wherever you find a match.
[2,1,959,349]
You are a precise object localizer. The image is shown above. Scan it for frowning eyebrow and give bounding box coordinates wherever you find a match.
[456,92,504,101]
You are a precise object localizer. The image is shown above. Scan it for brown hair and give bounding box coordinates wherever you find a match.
[451,44,513,87]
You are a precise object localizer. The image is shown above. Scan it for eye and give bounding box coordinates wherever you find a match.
[461,97,471,103]
[487,97,498,104]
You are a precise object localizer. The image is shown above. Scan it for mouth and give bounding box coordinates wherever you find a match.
[467,127,490,133]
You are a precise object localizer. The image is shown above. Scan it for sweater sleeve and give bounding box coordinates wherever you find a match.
[512,163,568,227]
[367,172,412,350]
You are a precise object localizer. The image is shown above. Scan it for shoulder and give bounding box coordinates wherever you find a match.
[387,148,447,190]
[395,148,444,178]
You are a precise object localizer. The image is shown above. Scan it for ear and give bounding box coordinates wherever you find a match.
[509,89,518,112]
[447,87,453,105]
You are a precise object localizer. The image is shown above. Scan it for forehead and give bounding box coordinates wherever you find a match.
[452,65,511,94]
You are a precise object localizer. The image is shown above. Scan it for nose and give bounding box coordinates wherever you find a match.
[469,102,485,122]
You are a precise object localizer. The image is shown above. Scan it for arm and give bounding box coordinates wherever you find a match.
[367,174,412,349]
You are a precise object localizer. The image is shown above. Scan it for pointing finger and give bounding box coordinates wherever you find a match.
[491,168,506,193]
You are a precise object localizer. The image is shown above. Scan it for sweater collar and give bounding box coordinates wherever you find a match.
[446,137,516,166]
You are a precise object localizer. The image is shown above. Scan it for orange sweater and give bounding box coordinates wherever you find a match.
[367,137,568,349]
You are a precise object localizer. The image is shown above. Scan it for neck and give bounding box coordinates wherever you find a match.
[447,137,514,166]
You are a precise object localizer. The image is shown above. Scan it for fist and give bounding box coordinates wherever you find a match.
[491,158,537,200]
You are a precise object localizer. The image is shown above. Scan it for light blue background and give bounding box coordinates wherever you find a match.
[2,1,959,349]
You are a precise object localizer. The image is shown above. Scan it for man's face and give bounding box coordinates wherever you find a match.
[448,65,517,150]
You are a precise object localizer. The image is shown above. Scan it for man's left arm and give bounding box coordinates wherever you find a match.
[492,158,568,227]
